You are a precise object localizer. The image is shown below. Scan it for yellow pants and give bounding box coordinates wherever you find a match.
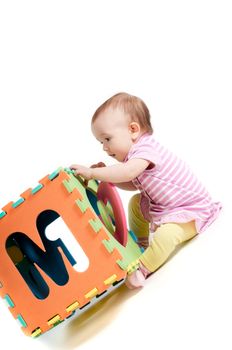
[128,194,198,272]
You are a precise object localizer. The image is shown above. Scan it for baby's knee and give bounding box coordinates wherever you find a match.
[128,193,140,212]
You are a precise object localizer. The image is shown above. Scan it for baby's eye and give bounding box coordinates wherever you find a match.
[105,138,110,142]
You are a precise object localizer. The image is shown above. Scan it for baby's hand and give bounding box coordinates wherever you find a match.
[70,164,93,180]
[90,162,106,168]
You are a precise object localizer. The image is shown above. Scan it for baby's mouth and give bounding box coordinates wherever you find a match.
[110,154,116,157]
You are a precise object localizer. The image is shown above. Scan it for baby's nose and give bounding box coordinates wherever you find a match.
[103,144,108,151]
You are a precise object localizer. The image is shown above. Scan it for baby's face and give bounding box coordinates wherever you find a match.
[91,107,136,162]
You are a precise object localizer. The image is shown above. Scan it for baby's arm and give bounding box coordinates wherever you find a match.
[87,162,137,190]
[71,158,149,183]
[114,181,137,191]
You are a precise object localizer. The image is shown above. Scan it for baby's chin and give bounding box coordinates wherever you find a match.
[116,155,126,162]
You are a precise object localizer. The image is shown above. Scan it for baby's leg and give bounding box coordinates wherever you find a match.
[140,221,197,272]
[128,194,149,249]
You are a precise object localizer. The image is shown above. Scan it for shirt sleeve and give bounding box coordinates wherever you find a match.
[127,136,161,169]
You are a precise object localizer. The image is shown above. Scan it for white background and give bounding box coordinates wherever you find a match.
[0,1,231,349]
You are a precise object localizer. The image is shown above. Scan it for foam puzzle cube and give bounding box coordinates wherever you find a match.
[0,168,141,337]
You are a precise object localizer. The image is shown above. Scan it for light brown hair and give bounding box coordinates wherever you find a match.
[91,92,153,134]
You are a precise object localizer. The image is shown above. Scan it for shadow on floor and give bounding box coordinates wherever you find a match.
[38,283,141,349]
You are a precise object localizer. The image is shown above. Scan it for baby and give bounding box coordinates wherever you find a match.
[71,92,221,289]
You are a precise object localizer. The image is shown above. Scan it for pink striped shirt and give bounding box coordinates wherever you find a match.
[125,133,221,233]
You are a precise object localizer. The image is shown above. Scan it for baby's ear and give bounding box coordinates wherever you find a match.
[129,122,141,140]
